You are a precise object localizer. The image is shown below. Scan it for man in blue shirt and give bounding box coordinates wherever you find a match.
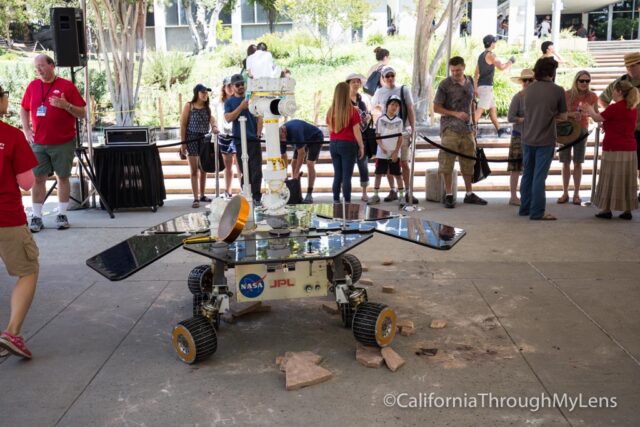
[280,120,324,203]
[224,74,263,202]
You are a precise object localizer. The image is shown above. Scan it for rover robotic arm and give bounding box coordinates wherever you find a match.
[247,77,297,216]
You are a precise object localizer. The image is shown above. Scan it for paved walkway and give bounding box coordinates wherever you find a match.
[1,195,638,426]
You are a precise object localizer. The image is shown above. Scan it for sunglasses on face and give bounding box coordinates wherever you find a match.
[234,83,244,88]
[385,74,395,78]
[577,79,590,84]
[522,79,533,83]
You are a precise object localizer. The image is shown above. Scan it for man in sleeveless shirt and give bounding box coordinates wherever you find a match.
[473,35,514,138]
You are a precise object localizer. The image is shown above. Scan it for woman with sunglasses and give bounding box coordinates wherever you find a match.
[216,77,239,198]
[506,69,534,206]
[327,82,365,203]
[558,71,598,205]
[180,84,219,208]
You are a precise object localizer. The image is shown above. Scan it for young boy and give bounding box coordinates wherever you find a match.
[368,95,404,205]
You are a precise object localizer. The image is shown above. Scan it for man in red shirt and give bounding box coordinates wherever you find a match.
[0,86,40,359]
[20,54,86,232]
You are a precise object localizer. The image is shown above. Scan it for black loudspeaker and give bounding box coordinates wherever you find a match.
[51,7,87,67]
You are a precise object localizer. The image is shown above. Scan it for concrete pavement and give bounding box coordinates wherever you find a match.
[1,194,638,426]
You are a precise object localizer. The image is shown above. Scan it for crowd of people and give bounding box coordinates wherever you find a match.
[1,36,639,359]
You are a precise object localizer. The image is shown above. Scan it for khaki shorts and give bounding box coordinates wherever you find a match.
[0,225,39,277]
[400,137,410,162]
[33,139,76,178]
[438,129,476,176]
[477,86,496,110]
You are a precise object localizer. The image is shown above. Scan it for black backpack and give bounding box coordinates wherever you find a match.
[364,66,382,96]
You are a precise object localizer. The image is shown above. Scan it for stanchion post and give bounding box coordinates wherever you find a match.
[214,133,220,197]
[403,130,423,212]
[239,116,255,231]
[158,97,164,132]
[586,127,601,206]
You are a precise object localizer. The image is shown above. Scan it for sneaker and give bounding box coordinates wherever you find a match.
[30,217,44,233]
[224,191,232,198]
[199,195,212,202]
[619,212,633,220]
[304,193,314,204]
[444,195,456,209]
[56,214,70,230]
[368,195,381,205]
[404,193,419,204]
[463,193,488,205]
[383,190,398,202]
[497,128,508,138]
[0,331,32,359]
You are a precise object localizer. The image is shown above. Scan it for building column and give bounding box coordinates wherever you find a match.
[472,0,498,39]
[607,4,613,41]
[551,0,562,52]
[232,2,242,44]
[153,0,167,52]
[581,12,588,27]
[508,0,535,50]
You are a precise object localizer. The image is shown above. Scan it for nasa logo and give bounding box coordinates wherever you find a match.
[239,274,265,298]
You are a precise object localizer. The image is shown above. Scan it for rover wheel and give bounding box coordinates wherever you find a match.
[352,302,396,348]
[188,264,213,295]
[172,316,217,364]
[338,303,354,328]
[327,254,363,284]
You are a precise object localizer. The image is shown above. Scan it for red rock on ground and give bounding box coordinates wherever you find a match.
[285,360,333,391]
[396,319,415,336]
[381,347,405,372]
[355,344,384,368]
[382,286,395,294]
[430,319,448,329]
[359,278,373,286]
[382,259,394,266]
[278,351,323,372]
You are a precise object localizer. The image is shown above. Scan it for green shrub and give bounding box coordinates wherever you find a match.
[257,30,322,60]
[143,51,194,90]
[366,33,385,46]
[215,43,245,68]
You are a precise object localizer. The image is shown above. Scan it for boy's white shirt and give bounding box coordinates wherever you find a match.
[376,114,403,159]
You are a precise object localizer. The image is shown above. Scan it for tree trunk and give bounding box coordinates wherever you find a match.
[183,0,204,52]
[91,0,146,126]
[411,0,439,125]
[205,2,227,51]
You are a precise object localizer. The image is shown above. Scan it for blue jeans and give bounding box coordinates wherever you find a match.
[519,144,555,219]
[356,155,370,187]
[330,140,358,202]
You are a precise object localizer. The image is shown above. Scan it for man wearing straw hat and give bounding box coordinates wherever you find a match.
[506,68,535,206]
[599,52,640,203]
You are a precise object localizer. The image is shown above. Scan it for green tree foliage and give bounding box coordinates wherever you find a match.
[0,0,27,43]
[276,0,372,61]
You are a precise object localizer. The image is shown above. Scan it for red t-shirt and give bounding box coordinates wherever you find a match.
[564,90,598,130]
[601,100,638,152]
[21,77,86,145]
[329,107,361,142]
[0,120,39,227]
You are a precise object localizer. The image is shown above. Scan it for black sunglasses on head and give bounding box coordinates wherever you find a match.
[577,79,591,84]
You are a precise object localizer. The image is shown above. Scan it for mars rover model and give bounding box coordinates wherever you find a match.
[86,76,466,364]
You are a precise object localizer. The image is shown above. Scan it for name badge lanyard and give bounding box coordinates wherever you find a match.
[40,77,57,111]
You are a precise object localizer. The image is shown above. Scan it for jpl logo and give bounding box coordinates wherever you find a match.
[239,274,265,298]
[271,278,295,288]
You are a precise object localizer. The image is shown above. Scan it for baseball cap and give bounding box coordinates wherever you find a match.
[230,74,244,85]
[193,83,211,93]
[345,73,366,84]
[381,66,396,76]
[483,34,497,47]
[386,95,401,107]
[223,76,232,85]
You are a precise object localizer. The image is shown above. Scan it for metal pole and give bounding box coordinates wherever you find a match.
[523,0,531,53]
[586,127,600,206]
[446,0,454,77]
[403,130,423,212]
[214,134,220,197]
[81,0,94,207]
[239,116,255,231]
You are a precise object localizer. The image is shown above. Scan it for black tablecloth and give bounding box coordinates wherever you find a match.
[93,144,166,210]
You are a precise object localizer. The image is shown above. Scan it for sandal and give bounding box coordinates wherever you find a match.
[361,194,369,202]
[557,194,569,204]
[531,213,557,221]
[572,196,582,205]
[508,198,521,206]
[595,211,612,219]
[192,200,200,208]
